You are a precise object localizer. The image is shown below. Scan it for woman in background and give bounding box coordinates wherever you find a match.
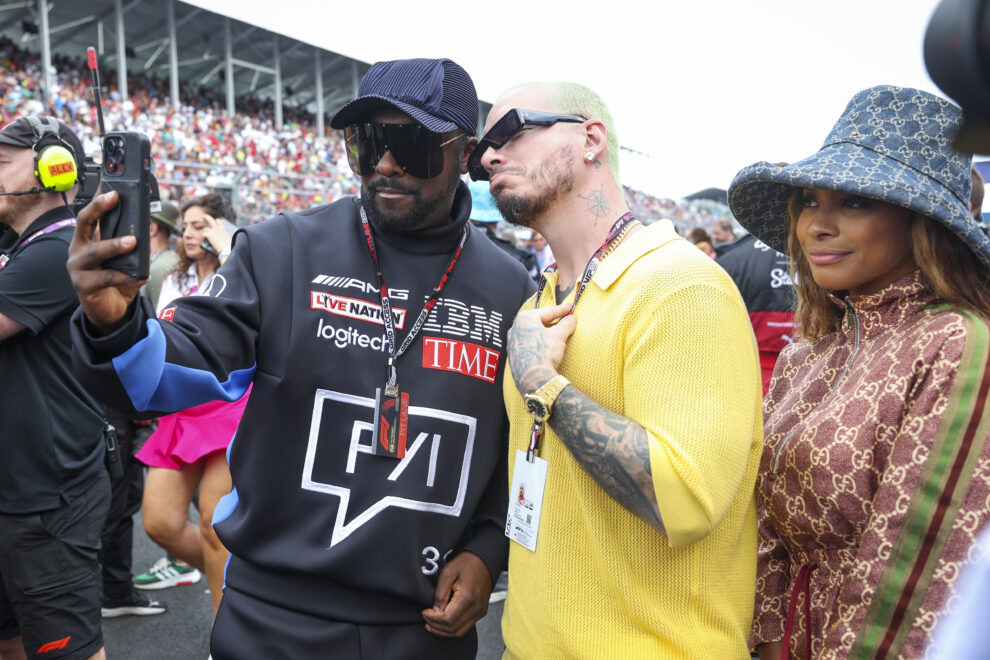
[135,192,247,616]
[688,227,716,257]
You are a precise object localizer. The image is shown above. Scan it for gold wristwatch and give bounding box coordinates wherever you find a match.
[523,375,570,422]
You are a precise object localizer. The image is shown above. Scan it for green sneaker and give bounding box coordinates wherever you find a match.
[133,556,202,591]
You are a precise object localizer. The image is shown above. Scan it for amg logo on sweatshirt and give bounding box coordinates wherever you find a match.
[311,274,410,301]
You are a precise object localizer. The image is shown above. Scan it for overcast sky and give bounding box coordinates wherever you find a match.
[187,0,948,200]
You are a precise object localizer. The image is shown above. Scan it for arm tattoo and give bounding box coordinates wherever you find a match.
[576,185,612,226]
[507,323,558,396]
[548,384,665,533]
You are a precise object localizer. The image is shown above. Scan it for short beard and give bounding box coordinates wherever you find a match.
[493,145,575,228]
[361,141,464,233]
[0,190,43,228]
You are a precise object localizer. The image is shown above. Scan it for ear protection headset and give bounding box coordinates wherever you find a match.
[26,116,79,193]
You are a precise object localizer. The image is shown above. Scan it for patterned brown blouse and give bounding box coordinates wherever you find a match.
[753,271,990,659]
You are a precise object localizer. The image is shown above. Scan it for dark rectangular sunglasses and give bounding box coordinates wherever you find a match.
[343,122,463,179]
[468,109,586,181]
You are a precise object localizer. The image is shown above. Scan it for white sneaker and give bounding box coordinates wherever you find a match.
[133,555,202,590]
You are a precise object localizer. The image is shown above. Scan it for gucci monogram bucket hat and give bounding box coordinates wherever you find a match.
[727,86,985,266]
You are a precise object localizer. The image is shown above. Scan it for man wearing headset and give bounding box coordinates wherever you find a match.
[0,117,110,660]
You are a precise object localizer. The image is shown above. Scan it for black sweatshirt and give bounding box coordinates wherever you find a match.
[72,183,534,623]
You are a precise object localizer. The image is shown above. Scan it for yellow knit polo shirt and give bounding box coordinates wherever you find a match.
[502,222,763,659]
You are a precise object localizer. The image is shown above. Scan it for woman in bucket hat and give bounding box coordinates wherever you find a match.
[728,86,990,660]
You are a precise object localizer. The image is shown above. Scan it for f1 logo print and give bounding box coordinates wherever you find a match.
[302,389,477,547]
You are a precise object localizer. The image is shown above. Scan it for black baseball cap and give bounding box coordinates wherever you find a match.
[330,58,478,134]
[0,116,85,171]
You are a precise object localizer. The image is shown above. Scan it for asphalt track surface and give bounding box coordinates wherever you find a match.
[102,510,507,659]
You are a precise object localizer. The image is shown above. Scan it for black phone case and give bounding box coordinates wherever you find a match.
[99,131,151,280]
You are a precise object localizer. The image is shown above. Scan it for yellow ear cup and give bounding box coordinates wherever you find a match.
[35,145,77,192]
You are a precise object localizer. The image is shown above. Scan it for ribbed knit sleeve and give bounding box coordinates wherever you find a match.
[627,278,762,547]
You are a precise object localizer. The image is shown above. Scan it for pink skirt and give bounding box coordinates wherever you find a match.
[137,386,251,469]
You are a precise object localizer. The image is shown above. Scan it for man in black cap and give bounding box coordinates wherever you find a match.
[66,59,533,659]
[0,116,111,660]
[140,200,179,310]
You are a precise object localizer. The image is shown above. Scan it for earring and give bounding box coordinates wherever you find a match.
[585,152,594,161]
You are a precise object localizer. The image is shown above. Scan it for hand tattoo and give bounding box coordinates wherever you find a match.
[549,385,665,533]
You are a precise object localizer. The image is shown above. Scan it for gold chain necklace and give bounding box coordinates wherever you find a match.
[602,220,639,259]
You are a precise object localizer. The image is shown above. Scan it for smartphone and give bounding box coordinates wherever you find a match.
[99,132,152,280]
[198,218,237,258]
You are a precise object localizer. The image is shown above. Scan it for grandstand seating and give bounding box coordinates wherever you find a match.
[0,35,727,229]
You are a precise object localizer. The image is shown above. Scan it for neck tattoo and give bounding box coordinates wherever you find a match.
[555,283,574,306]
[577,184,612,226]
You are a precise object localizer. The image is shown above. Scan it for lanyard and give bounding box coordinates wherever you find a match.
[532,212,635,313]
[526,212,636,460]
[0,218,76,270]
[359,206,469,395]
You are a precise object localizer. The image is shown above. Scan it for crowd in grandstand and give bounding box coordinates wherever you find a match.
[0,36,358,222]
[3,10,990,657]
[0,35,731,230]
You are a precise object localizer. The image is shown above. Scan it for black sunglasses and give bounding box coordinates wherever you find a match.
[468,109,586,181]
[343,122,464,179]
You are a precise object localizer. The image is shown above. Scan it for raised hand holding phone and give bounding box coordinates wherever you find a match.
[68,191,145,334]
[87,47,154,280]
[199,214,233,262]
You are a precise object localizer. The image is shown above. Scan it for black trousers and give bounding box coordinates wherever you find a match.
[98,410,145,602]
[212,584,478,660]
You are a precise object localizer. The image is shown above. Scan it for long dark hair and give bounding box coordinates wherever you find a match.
[168,192,236,285]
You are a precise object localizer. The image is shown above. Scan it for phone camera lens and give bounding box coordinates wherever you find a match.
[103,137,126,175]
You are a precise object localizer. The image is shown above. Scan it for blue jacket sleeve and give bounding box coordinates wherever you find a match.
[71,230,260,417]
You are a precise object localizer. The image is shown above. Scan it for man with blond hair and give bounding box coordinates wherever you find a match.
[470,82,763,658]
